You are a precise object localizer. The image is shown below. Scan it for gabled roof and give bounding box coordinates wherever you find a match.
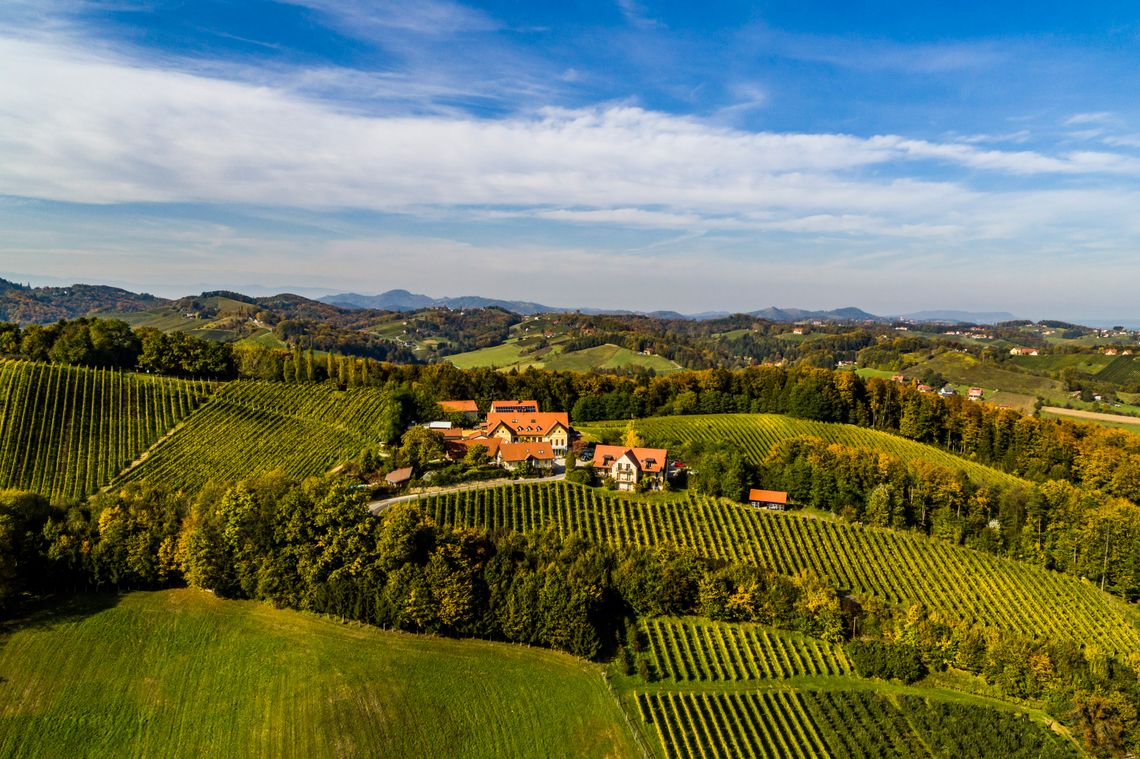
[497,441,554,462]
[490,399,539,413]
[385,467,413,485]
[592,444,668,473]
[748,489,787,504]
[445,437,501,460]
[440,400,478,413]
[486,412,570,436]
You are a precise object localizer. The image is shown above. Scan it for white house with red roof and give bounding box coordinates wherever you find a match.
[592,444,669,491]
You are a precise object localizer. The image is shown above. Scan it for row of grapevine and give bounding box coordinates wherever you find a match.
[642,618,850,682]
[580,413,1023,488]
[115,381,390,492]
[635,689,1077,759]
[0,360,214,501]
[418,482,1140,652]
[636,690,830,759]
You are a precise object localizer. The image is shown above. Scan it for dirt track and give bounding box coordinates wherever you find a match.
[1041,406,1140,426]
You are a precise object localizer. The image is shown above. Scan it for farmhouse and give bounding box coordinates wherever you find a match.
[385,467,413,488]
[592,444,669,492]
[968,387,984,400]
[485,412,571,454]
[490,399,539,414]
[496,442,555,472]
[439,399,479,422]
[1009,347,1040,356]
[749,489,789,510]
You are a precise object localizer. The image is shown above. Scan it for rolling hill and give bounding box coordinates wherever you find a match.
[0,360,215,501]
[579,413,1026,488]
[0,589,637,759]
[416,481,1140,652]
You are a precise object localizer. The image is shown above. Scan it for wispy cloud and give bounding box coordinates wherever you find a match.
[3,35,1140,237]
[1064,111,1114,125]
[278,0,498,38]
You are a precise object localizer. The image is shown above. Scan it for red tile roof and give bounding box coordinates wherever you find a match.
[445,437,501,460]
[592,444,668,473]
[486,412,569,436]
[497,441,554,462]
[748,489,787,504]
[385,467,414,485]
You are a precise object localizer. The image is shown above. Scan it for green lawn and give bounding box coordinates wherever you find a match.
[0,589,637,759]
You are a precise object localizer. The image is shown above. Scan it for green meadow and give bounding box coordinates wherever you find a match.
[0,589,637,759]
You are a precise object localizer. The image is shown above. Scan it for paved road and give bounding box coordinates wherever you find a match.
[367,473,566,515]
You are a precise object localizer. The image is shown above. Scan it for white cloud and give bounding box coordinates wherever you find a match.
[1064,111,1113,125]
[3,30,1140,297]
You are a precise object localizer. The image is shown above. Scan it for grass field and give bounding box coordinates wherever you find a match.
[0,589,637,759]
[579,413,1025,488]
[907,353,1064,399]
[448,340,682,374]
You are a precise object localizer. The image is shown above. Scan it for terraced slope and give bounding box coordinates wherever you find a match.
[0,360,214,501]
[116,381,387,492]
[635,690,1078,759]
[580,414,1024,487]
[418,482,1140,651]
[642,618,851,682]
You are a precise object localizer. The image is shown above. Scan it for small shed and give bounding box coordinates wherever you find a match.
[385,467,413,487]
[749,489,789,510]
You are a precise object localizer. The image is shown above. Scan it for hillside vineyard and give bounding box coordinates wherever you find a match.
[420,481,1140,651]
[0,360,214,500]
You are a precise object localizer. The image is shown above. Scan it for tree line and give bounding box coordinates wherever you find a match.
[2,477,1136,755]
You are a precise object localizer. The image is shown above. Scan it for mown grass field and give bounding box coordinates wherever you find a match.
[579,413,1025,488]
[0,589,637,759]
[448,340,681,374]
[906,352,1064,399]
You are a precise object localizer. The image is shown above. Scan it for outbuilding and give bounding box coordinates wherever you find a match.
[749,489,789,510]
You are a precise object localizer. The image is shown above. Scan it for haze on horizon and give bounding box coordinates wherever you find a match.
[2,1,1140,322]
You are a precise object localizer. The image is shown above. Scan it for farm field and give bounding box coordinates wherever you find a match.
[641,617,852,682]
[416,481,1140,651]
[116,381,387,492]
[0,360,214,500]
[632,688,1078,759]
[579,413,1024,488]
[0,589,636,759]
[1041,406,1140,432]
[906,352,1064,398]
[447,339,682,373]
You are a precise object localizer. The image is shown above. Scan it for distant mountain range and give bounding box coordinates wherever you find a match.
[0,276,1025,327]
[320,289,1015,324]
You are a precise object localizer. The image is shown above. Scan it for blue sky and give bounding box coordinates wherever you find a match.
[2,1,1140,319]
